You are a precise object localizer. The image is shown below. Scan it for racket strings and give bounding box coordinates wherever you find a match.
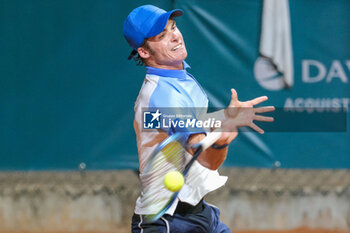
[162,141,185,170]
[145,140,185,177]
[140,139,186,214]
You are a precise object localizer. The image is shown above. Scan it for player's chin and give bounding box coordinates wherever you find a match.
[176,52,187,63]
[180,48,188,59]
[182,52,188,60]
[171,48,187,59]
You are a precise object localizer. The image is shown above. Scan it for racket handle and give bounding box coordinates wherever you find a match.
[200,131,222,151]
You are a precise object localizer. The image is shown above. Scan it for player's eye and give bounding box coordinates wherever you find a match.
[159,33,165,39]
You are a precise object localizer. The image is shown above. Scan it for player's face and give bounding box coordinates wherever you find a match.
[145,19,187,70]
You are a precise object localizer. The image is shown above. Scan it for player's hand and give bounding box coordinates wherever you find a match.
[224,88,275,134]
[213,118,238,145]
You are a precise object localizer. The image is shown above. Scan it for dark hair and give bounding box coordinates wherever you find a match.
[133,40,154,66]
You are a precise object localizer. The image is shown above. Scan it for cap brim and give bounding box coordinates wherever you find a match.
[169,9,183,18]
[147,9,184,38]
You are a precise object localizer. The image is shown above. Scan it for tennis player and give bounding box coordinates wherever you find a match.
[123,5,274,233]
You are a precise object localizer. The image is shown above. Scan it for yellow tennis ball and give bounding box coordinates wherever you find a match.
[163,171,184,192]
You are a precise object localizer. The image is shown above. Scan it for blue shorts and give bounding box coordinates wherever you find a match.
[131,200,231,233]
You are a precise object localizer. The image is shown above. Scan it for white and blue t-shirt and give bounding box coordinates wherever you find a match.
[133,62,227,215]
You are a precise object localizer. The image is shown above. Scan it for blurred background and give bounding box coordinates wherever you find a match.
[0,0,349,232]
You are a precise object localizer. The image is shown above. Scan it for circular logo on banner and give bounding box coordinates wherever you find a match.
[254,56,286,91]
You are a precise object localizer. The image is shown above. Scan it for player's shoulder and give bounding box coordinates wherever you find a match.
[140,74,160,93]
[149,77,188,108]
[135,74,190,110]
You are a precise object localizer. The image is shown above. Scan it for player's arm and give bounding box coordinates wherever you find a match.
[187,117,239,170]
[187,129,238,170]
[187,89,275,170]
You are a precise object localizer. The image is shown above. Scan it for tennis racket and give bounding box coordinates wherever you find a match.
[141,130,222,222]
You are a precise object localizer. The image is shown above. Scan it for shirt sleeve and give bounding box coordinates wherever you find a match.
[148,79,206,138]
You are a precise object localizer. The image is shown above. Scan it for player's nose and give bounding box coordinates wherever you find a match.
[171,30,180,43]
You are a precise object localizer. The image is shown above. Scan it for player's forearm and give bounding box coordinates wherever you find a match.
[197,147,228,170]
[187,132,235,170]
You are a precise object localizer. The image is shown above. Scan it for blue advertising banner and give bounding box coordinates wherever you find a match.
[0,0,349,170]
[173,0,350,168]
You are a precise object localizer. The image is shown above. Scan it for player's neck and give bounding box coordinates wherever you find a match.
[147,61,184,70]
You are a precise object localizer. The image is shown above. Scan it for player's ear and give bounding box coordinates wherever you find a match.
[137,47,151,59]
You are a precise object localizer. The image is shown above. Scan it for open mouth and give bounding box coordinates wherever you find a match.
[172,43,182,51]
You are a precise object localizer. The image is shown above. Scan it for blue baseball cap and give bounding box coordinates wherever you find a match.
[123,5,183,59]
